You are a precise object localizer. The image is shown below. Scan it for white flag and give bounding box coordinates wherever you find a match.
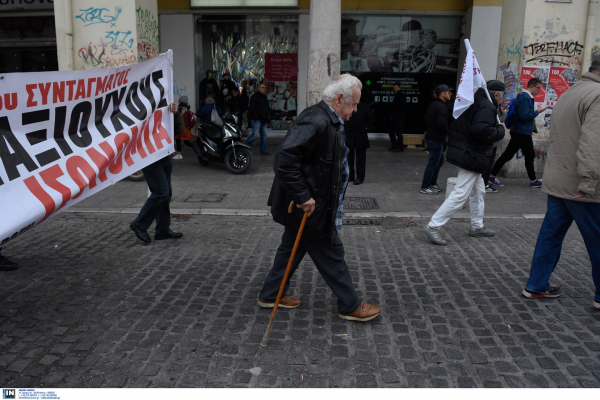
[453,39,485,119]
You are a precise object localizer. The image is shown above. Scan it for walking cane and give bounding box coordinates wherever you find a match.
[259,201,309,348]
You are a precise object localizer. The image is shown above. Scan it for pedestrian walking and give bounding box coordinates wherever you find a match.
[0,248,17,271]
[522,55,600,310]
[388,83,407,152]
[129,103,185,243]
[225,87,247,130]
[420,84,452,195]
[259,74,381,322]
[246,82,271,155]
[423,80,506,245]
[173,96,195,160]
[345,95,374,185]
[488,77,548,188]
[482,99,506,194]
[196,90,223,124]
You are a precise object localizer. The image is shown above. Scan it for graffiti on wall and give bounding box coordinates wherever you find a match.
[136,7,159,62]
[173,85,187,97]
[76,7,122,27]
[75,7,138,69]
[78,43,137,69]
[523,40,584,67]
[499,37,522,58]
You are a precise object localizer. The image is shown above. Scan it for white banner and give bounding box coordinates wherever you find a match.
[0,52,174,246]
[453,39,484,119]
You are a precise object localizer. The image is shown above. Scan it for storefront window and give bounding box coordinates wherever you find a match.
[341,15,461,133]
[0,17,58,73]
[196,15,298,129]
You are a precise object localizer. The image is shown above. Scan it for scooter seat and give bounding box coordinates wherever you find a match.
[201,123,222,141]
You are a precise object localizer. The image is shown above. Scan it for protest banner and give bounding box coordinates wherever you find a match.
[0,51,174,246]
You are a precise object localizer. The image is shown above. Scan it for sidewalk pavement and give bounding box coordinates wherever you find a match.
[1,212,599,388]
[68,136,549,219]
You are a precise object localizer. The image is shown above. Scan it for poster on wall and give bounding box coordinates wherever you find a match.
[520,66,548,103]
[520,65,578,136]
[265,53,298,130]
[340,16,461,75]
[338,15,461,133]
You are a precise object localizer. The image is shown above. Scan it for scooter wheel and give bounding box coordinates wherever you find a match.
[198,156,210,166]
[224,147,252,174]
[126,170,145,181]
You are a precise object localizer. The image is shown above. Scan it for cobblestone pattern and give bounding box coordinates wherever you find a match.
[1,214,599,388]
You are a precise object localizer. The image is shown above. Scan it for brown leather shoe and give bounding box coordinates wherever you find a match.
[258,296,300,309]
[338,302,381,322]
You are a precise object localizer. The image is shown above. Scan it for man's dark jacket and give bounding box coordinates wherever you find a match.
[268,101,346,243]
[225,94,248,115]
[424,98,449,142]
[446,88,505,174]
[249,92,270,123]
[345,102,373,149]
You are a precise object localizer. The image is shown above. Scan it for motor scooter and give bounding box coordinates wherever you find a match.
[192,112,252,174]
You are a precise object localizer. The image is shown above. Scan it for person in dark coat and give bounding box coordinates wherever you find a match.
[130,103,185,243]
[259,74,381,322]
[199,70,219,105]
[388,83,407,152]
[225,87,247,129]
[345,96,374,185]
[246,82,271,154]
[420,84,452,195]
[423,80,507,246]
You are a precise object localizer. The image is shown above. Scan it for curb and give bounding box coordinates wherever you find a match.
[65,208,546,219]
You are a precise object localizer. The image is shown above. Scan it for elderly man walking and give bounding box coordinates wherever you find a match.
[423,80,507,245]
[522,55,600,310]
[258,74,381,322]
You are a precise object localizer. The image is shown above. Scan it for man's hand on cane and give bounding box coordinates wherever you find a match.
[297,198,315,217]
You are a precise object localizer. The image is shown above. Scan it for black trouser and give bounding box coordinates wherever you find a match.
[259,228,361,314]
[388,118,404,150]
[134,159,172,234]
[346,135,366,180]
[175,139,192,152]
[482,147,497,185]
[491,132,537,181]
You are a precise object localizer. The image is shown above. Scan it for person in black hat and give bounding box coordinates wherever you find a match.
[420,84,453,195]
[423,80,506,246]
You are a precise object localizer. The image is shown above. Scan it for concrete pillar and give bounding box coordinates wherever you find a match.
[459,1,503,83]
[297,14,310,114]
[583,0,599,73]
[159,14,196,111]
[494,0,591,178]
[306,0,341,107]
[54,0,158,71]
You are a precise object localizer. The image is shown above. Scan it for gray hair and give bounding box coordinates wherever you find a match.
[590,54,600,73]
[322,74,363,103]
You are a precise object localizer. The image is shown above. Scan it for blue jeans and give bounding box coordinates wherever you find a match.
[134,160,172,234]
[526,195,600,302]
[421,140,445,189]
[246,119,268,153]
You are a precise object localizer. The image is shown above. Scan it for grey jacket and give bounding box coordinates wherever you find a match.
[543,72,600,202]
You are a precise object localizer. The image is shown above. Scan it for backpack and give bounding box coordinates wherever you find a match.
[504,93,532,129]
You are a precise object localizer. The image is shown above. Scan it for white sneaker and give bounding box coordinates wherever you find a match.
[172,154,183,160]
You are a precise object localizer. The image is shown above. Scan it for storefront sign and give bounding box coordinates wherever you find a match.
[0,0,54,11]
[265,53,297,82]
[0,54,174,246]
[191,0,298,7]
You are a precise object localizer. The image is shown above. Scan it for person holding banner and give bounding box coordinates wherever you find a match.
[130,103,185,243]
[423,80,507,245]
